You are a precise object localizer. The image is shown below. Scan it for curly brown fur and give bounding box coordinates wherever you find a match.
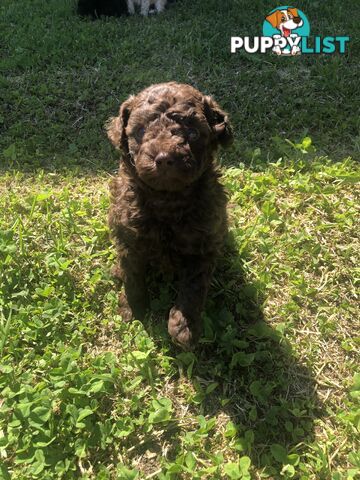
[107,82,233,350]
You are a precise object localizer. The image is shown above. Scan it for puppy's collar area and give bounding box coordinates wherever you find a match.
[125,165,215,198]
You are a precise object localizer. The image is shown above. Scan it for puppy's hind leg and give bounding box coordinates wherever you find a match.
[140,0,150,16]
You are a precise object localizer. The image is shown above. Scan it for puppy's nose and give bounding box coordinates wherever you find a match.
[154,152,175,167]
[293,16,302,24]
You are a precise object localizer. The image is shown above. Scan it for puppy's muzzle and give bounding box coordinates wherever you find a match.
[153,151,195,174]
[154,152,176,167]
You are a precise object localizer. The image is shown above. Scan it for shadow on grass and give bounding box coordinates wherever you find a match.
[140,232,322,474]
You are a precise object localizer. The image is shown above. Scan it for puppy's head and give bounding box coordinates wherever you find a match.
[266,8,303,34]
[106,82,233,192]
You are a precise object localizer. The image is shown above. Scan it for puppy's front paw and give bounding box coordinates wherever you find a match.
[168,307,200,350]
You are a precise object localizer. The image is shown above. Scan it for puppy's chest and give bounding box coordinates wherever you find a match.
[144,200,196,235]
[147,198,191,224]
[138,199,213,255]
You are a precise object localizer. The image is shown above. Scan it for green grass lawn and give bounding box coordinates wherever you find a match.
[0,0,359,479]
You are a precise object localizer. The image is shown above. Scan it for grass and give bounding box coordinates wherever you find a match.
[0,0,359,169]
[0,158,359,479]
[0,0,359,479]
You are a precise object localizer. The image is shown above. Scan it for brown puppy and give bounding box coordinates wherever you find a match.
[107,82,233,349]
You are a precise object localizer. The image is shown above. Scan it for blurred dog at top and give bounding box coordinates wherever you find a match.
[77,0,168,17]
[127,0,167,16]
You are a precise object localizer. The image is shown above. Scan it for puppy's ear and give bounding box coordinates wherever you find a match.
[106,96,134,151]
[203,95,233,148]
[265,10,281,28]
[288,7,299,17]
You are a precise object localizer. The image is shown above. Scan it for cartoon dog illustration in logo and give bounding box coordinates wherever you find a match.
[265,7,304,55]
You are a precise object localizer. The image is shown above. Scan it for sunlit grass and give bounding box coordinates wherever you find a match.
[0,156,359,479]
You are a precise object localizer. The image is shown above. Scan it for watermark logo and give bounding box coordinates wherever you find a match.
[263,6,309,55]
[231,6,350,55]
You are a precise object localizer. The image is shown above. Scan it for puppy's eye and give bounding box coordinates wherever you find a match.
[166,112,185,123]
[171,127,183,137]
[281,16,286,21]
[134,126,145,142]
[187,128,199,142]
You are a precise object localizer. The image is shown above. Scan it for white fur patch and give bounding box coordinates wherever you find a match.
[127,0,167,16]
